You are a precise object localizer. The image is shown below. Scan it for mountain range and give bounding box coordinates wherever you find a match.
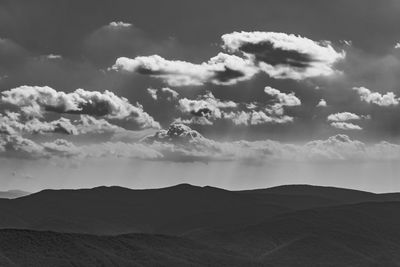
[2,184,400,266]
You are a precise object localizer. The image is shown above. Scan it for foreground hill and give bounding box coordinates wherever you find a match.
[0,229,258,267]
[1,184,400,235]
[4,200,400,266]
[189,201,400,266]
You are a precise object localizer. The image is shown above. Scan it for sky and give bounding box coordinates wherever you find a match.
[1,0,400,192]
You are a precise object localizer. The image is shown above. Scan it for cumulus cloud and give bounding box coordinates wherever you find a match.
[327,112,361,122]
[0,131,161,160]
[141,124,400,162]
[176,91,294,126]
[178,91,237,120]
[0,134,46,159]
[223,110,293,126]
[264,86,301,106]
[317,99,327,107]
[0,112,77,135]
[147,87,179,101]
[111,53,258,86]
[0,111,132,136]
[353,86,399,106]
[330,122,362,131]
[108,21,132,28]
[1,86,160,129]
[221,31,345,80]
[2,123,400,163]
[395,43,400,49]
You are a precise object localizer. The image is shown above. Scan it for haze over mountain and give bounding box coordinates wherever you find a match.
[0,190,30,199]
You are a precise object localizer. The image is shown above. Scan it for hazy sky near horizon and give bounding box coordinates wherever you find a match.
[1,0,400,192]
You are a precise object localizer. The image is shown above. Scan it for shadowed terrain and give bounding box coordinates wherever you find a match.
[1,184,400,235]
[2,184,400,266]
[0,229,258,267]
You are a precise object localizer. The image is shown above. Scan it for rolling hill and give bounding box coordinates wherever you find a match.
[1,184,399,236]
[0,229,258,267]
[2,184,400,266]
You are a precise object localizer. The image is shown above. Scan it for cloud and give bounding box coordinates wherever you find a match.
[223,110,293,126]
[395,43,400,49]
[327,112,361,122]
[2,123,400,163]
[108,21,132,28]
[45,54,62,60]
[1,86,160,129]
[141,124,400,162]
[264,86,301,106]
[0,112,77,135]
[178,91,237,119]
[330,122,362,130]
[176,91,294,126]
[0,111,133,136]
[0,134,46,159]
[221,31,345,80]
[0,132,161,160]
[111,53,258,86]
[317,99,327,107]
[147,87,179,101]
[353,86,399,106]
[42,139,80,157]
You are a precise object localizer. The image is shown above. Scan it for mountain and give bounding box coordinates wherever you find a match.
[2,184,400,266]
[0,184,290,235]
[240,184,400,204]
[0,229,258,267]
[189,201,400,266]
[1,184,400,236]
[0,190,30,199]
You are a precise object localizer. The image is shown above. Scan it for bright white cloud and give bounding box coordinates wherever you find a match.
[327,112,361,122]
[178,91,237,120]
[222,31,345,80]
[112,53,258,86]
[264,86,301,106]
[108,21,132,28]
[353,86,399,106]
[147,87,179,101]
[316,99,327,107]
[1,86,160,129]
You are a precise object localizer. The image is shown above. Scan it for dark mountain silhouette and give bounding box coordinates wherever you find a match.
[1,184,400,236]
[0,184,290,235]
[239,184,400,204]
[0,229,258,267]
[2,184,400,266]
[189,201,400,266]
[0,190,30,199]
